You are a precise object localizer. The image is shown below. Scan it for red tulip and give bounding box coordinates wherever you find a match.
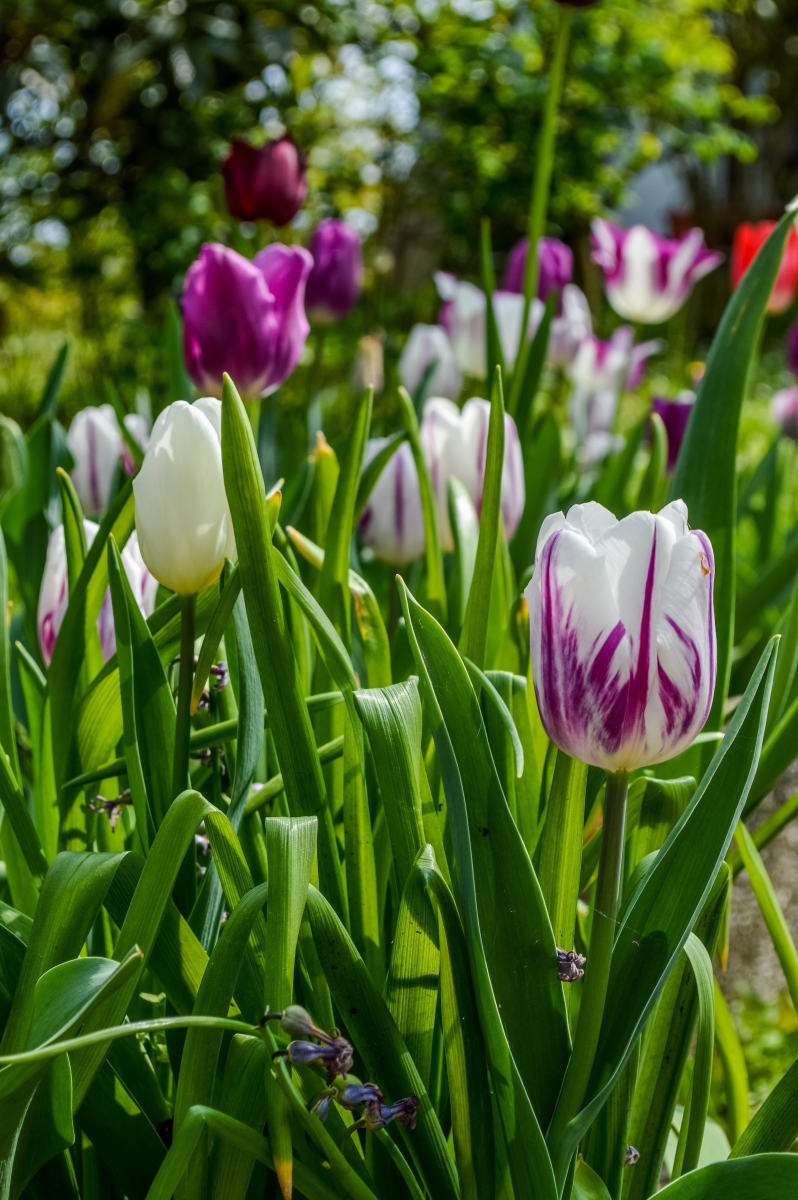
[731,221,798,315]
[222,137,307,227]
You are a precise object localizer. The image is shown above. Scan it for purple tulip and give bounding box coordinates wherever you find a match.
[591,219,723,325]
[222,136,307,227]
[786,318,798,377]
[38,523,157,667]
[503,236,574,303]
[652,393,696,472]
[305,220,362,323]
[771,387,798,440]
[182,243,312,399]
[525,500,716,773]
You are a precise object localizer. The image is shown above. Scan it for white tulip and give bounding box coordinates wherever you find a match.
[358,439,425,565]
[399,324,462,401]
[133,399,235,595]
[67,404,150,517]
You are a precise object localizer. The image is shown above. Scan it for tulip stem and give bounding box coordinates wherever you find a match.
[545,768,628,1190]
[508,4,572,417]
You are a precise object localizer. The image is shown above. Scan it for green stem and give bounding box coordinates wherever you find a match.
[546,769,628,1189]
[307,327,326,404]
[172,593,197,915]
[508,5,572,417]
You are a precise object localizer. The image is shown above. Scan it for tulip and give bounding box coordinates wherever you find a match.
[503,236,573,302]
[133,398,236,596]
[435,271,538,378]
[652,392,696,472]
[182,242,312,400]
[771,387,798,440]
[67,405,149,518]
[305,220,362,323]
[222,136,307,226]
[38,523,156,666]
[399,324,462,401]
[568,329,662,458]
[358,439,425,565]
[547,285,593,368]
[731,222,798,315]
[525,498,716,773]
[591,220,723,324]
[786,318,798,377]
[421,397,525,547]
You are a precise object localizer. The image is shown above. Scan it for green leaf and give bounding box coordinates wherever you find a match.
[670,207,795,727]
[172,881,270,1199]
[748,690,798,815]
[37,344,68,420]
[463,659,523,779]
[736,536,798,640]
[305,883,460,1200]
[354,680,425,896]
[510,410,561,575]
[398,579,559,1200]
[263,817,318,1200]
[734,819,798,1012]
[385,846,441,1090]
[459,367,505,670]
[592,416,647,515]
[191,568,241,715]
[77,1060,166,1200]
[14,642,58,866]
[481,219,506,387]
[164,299,192,403]
[207,1035,269,1200]
[571,1156,611,1200]
[447,478,479,643]
[656,1154,798,1198]
[0,746,49,892]
[767,569,798,734]
[510,289,556,431]
[729,786,798,879]
[637,411,668,512]
[536,750,586,953]
[713,979,749,1147]
[729,1052,798,1156]
[343,713,381,982]
[319,388,372,648]
[221,373,347,925]
[398,385,447,625]
[554,635,777,1168]
[672,935,715,1178]
[417,852,494,1200]
[353,431,406,526]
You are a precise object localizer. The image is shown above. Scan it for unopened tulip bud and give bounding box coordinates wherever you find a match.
[222,136,307,226]
[525,500,716,773]
[591,219,722,324]
[399,324,461,401]
[133,399,236,596]
[305,220,362,323]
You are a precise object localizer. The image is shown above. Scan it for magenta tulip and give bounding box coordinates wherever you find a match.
[222,137,307,226]
[305,220,363,323]
[503,236,573,302]
[652,393,696,472]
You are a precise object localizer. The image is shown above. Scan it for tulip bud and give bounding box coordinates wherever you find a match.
[222,136,307,226]
[732,222,798,315]
[399,324,462,401]
[182,242,312,400]
[651,393,695,472]
[503,236,573,302]
[421,397,525,546]
[38,524,156,666]
[771,387,798,440]
[67,405,148,518]
[133,399,236,596]
[525,499,716,773]
[358,439,425,565]
[591,220,722,324]
[305,220,362,323]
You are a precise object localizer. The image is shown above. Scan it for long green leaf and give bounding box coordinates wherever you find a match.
[221,373,347,925]
[734,819,798,1011]
[398,385,447,625]
[714,979,749,1147]
[675,935,715,1178]
[670,208,794,727]
[537,750,586,953]
[656,1154,798,1198]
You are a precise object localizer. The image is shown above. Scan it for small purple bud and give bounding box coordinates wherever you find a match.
[624,1145,640,1166]
[311,1088,337,1122]
[211,660,229,690]
[340,1083,383,1111]
[89,789,133,834]
[282,1038,354,1080]
[556,946,586,983]
[364,1095,420,1131]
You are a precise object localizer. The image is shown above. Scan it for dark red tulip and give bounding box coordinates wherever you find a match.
[222,137,307,227]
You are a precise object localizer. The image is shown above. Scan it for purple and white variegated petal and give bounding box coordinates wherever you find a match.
[358,439,425,566]
[420,397,462,551]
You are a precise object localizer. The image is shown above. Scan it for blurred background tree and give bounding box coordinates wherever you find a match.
[0,0,784,424]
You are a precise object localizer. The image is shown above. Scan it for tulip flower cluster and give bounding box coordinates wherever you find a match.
[359,396,524,565]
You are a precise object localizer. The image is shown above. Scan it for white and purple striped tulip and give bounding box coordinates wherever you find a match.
[547,285,593,369]
[399,324,462,401]
[590,220,723,325]
[358,438,425,565]
[434,271,538,378]
[421,396,525,547]
[38,523,157,667]
[67,405,149,518]
[525,499,715,773]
